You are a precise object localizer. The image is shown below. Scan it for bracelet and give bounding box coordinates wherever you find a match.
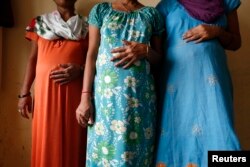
[82,91,92,94]
[18,92,31,98]
[81,91,93,99]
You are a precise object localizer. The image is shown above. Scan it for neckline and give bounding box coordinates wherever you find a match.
[109,2,148,14]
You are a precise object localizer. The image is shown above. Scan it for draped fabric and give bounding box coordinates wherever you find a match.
[179,0,224,23]
[26,11,88,40]
[0,0,14,27]
[154,0,241,166]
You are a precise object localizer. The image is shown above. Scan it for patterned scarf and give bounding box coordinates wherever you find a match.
[26,10,88,40]
[179,0,224,23]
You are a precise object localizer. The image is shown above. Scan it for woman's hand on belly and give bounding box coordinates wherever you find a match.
[182,24,222,43]
[49,63,83,85]
[110,40,148,69]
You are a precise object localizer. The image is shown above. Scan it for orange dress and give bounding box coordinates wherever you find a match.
[26,32,88,167]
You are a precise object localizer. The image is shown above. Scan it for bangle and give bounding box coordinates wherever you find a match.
[82,91,92,94]
[82,91,93,99]
[18,92,31,98]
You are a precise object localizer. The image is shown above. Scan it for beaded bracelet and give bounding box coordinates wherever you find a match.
[18,92,31,98]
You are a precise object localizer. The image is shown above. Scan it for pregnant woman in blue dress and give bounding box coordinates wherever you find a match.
[76,1,164,166]
[155,0,241,166]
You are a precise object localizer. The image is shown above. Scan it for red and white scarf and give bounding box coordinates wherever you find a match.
[26,10,88,40]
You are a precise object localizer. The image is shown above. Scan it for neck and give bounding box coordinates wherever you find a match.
[57,6,75,21]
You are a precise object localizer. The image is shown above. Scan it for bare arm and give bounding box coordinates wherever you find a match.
[82,26,100,95]
[218,10,241,50]
[76,25,100,127]
[148,35,164,64]
[18,41,38,119]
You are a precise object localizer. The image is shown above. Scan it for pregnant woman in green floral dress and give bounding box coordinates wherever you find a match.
[76,1,164,166]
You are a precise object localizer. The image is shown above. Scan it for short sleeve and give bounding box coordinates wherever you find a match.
[156,0,168,17]
[88,3,109,28]
[151,9,165,36]
[25,32,39,41]
[223,0,241,13]
[25,18,39,41]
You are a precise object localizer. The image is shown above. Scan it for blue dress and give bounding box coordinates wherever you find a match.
[155,0,241,167]
[87,3,164,167]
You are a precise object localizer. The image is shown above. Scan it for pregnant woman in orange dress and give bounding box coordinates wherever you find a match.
[17,0,88,166]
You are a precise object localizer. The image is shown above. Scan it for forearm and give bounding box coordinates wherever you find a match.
[81,25,100,100]
[81,49,98,101]
[147,35,163,64]
[146,46,162,65]
[218,10,241,51]
[82,59,96,93]
[20,56,37,94]
[218,28,241,51]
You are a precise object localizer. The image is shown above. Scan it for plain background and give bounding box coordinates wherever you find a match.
[0,0,249,166]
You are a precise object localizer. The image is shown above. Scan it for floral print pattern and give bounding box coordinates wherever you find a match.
[86,2,164,167]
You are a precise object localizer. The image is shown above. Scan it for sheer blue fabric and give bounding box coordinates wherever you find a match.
[155,0,241,166]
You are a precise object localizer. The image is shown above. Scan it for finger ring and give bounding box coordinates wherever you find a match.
[112,53,120,57]
[18,109,21,113]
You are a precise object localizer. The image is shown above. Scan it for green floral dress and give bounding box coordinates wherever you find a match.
[87,2,164,167]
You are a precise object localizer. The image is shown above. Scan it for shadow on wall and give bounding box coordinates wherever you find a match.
[0,0,38,167]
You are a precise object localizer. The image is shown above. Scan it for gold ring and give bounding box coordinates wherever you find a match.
[112,53,120,57]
